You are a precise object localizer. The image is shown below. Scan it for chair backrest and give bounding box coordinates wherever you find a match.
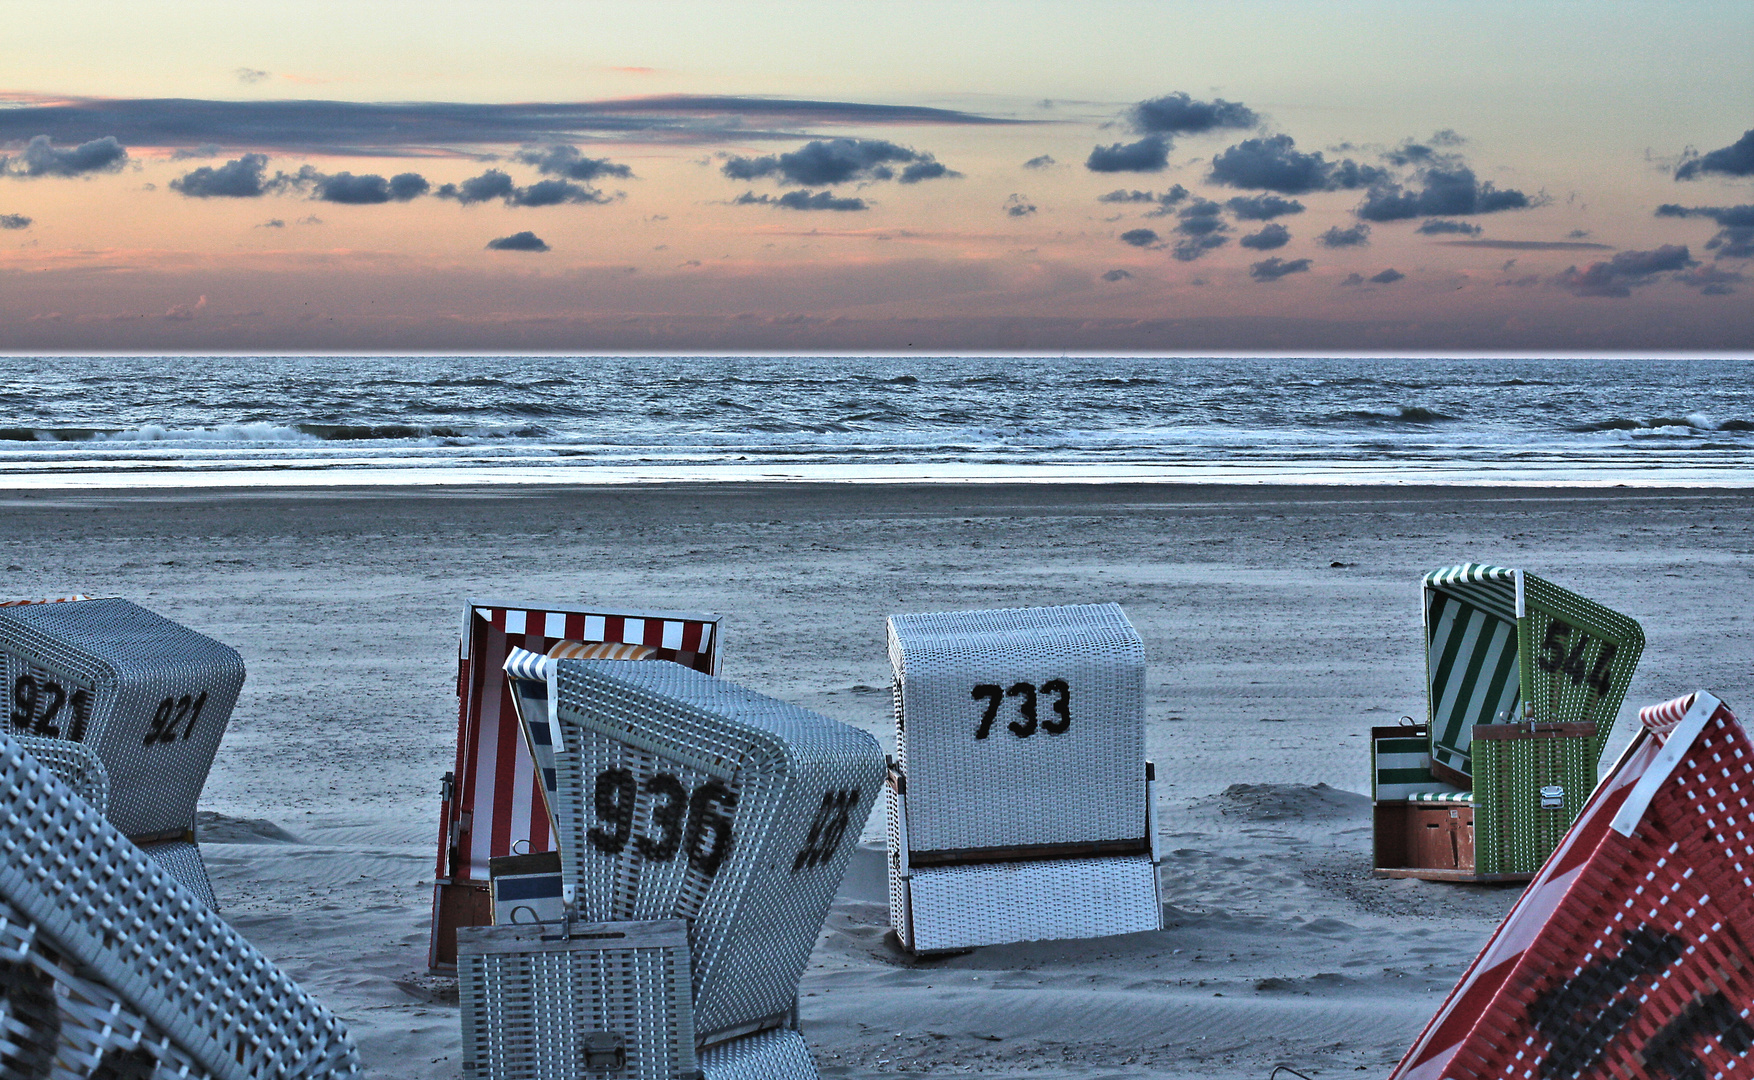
[1423,564,1644,783]
[0,732,361,1079]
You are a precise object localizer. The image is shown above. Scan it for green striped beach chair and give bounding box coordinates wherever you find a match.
[1373,563,1644,880]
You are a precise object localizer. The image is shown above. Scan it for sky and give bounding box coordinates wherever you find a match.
[1,1,1751,353]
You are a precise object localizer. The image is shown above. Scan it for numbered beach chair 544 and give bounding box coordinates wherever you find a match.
[0,597,245,908]
[1373,564,1644,881]
[549,658,884,1048]
[429,600,723,969]
[886,604,1162,954]
[0,730,362,1079]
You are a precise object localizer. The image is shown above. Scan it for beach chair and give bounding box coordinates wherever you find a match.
[0,597,246,909]
[535,657,882,1074]
[0,729,361,1078]
[1372,563,1644,880]
[428,600,724,968]
[886,604,1161,953]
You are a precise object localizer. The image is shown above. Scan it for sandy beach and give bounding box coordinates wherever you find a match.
[3,481,1751,1079]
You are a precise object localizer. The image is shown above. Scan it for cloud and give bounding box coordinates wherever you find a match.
[235,68,271,85]
[308,169,431,204]
[0,135,128,178]
[170,153,270,197]
[1238,222,1290,250]
[1430,129,1466,147]
[1208,135,1385,194]
[1557,244,1695,297]
[1023,154,1056,169]
[732,189,868,211]
[1085,136,1169,174]
[1318,223,1371,247]
[0,95,1021,156]
[721,138,955,185]
[259,218,285,228]
[1128,92,1257,135]
[1675,265,1743,294]
[1675,130,1754,180]
[1356,166,1532,221]
[164,295,206,320]
[1655,203,1754,258]
[511,144,634,181]
[1225,194,1304,220]
[1100,269,1133,282]
[1250,256,1312,281]
[1341,273,1365,286]
[1369,268,1405,284]
[171,144,224,160]
[487,231,550,252]
[1172,233,1228,261]
[1416,218,1483,236]
[1003,194,1037,217]
[432,169,607,207]
[438,169,515,204]
[1434,238,1612,251]
[1174,199,1227,237]
[0,213,30,229]
[1097,186,1189,215]
[1118,227,1160,248]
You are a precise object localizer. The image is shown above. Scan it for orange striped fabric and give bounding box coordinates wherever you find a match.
[545,639,659,661]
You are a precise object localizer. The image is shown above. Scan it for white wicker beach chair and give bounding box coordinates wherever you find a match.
[0,598,246,909]
[0,730,362,1079]
[886,603,1161,952]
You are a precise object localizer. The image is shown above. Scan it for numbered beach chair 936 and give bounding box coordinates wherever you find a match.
[0,729,361,1079]
[886,603,1162,954]
[0,597,246,908]
[1372,563,1644,881]
[547,657,884,1066]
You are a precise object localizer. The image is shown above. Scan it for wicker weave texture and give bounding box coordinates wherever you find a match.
[550,660,884,1040]
[901,855,1161,953]
[698,1029,819,1080]
[136,839,219,911]
[13,734,108,816]
[0,599,244,841]
[458,919,696,1080]
[1442,697,1754,1080]
[1471,732,1598,875]
[887,604,1145,852]
[0,732,361,1080]
[1516,572,1644,752]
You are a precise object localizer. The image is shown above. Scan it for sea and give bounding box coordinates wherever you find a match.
[1,354,1751,489]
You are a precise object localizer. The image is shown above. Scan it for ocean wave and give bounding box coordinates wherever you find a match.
[1324,406,1457,424]
[1570,414,1750,434]
[1,423,321,444]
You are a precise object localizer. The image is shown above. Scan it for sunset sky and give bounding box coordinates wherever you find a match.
[2,1,1751,353]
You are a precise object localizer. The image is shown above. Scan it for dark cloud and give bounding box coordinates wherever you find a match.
[1710,228,1754,258]
[1341,273,1365,286]
[0,135,128,177]
[1653,203,1754,259]
[1370,268,1405,284]
[486,231,550,252]
[309,170,431,204]
[1675,130,1754,180]
[1097,186,1188,215]
[1566,229,1591,239]
[438,170,515,204]
[259,218,284,228]
[1225,194,1304,220]
[1430,129,1466,147]
[1250,256,1312,281]
[507,178,609,206]
[1208,135,1385,194]
[1003,194,1037,217]
[1023,155,1056,169]
[1174,199,1227,238]
[1382,141,1439,168]
[1357,166,1531,221]
[1557,244,1695,297]
[0,213,29,229]
[512,144,633,181]
[732,189,868,211]
[1118,228,1160,248]
[1416,218,1483,236]
[721,138,955,186]
[1128,93,1257,135]
[1085,136,1170,174]
[1676,265,1743,295]
[170,153,270,197]
[1172,234,1228,262]
[1318,223,1371,247]
[171,144,224,160]
[1100,269,1133,282]
[235,68,271,85]
[0,95,1021,157]
[1238,223,1290,250]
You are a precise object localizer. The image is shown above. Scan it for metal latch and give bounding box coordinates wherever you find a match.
[583,1031,627,1073]
[1539,785,1565,809]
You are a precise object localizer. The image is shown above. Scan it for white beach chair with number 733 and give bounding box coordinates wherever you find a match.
[0,729,362,1079]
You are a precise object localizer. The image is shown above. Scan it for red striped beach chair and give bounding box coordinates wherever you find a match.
[427,600,723,968]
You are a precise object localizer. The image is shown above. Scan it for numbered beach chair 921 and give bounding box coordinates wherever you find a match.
[886,603,1162,953]
[429,599,723,968]
[1372,563,1644,881]
[0,730,361,1078]
[0,597,245,908]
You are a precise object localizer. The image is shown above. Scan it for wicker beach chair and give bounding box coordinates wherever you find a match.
[1372,563,1644,880]
[0,730,362,1078]
[428,600,723,968]
[0,597,246,909]
[886,603,1162,953]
